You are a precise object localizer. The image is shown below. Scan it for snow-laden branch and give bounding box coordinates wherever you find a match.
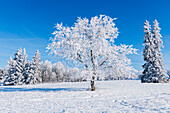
[47,15,137,79]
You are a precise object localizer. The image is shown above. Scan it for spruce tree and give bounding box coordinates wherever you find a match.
[142,20,154,83]
[28,50,42,84]
[151,20,167,83]
[142,20,168,83]
[3,57,17,85]
[4,48,28,85]
[17,48,28,85]
[23,61,32,84]
[0,68,3,82]
[3,67,8,79]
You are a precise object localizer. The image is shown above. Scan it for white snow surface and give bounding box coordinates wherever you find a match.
[0,80,170,113]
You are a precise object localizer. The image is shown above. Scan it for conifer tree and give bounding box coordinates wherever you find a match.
[142,20,154,83]
[3,57,17,85]
[151,20,167,82]
[3,67,8,79]
[4,48,28,85]
[17,48,28,85]
[0,68,3,82]
[28,50,42,84]
[142,20,168,83]
[23,61,32,84]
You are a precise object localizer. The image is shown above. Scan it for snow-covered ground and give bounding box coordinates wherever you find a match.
[0,80,169,113]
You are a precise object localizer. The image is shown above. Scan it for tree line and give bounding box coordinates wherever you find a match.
[0,49,86,85]
[0,48,138,86]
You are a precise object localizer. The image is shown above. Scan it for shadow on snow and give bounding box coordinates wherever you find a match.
[0,87,87,92]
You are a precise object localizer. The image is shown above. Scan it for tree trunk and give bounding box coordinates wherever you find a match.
[91,76,95,91]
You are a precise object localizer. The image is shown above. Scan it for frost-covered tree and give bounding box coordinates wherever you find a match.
[52,62,65,82]
[0,68,3,82]
[47,15,137,91]
[2,67,8,83]
[51,71,57,82]
[67,68,82,82]
[142,20,168,83]
[4,48,28,85]
[28,50,42,84]
[22,48,27,67]
[23,61,32,84]
[151,20,167,82]
[17,48,28,85]
[142,20,154,83]
[52,63,58,82]
[13,48,24,85]
[3,57,17,85]
[42,60,52,83]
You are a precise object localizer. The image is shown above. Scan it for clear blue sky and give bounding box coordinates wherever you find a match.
[0,0,170,71]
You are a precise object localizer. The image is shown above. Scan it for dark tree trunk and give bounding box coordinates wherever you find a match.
[91,76,95,91]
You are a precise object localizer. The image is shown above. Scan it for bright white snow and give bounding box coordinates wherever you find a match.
[0,80,169,112]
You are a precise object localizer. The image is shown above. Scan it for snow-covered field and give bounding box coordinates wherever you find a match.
[0,80,170,113]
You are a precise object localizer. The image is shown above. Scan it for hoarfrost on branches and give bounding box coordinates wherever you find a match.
[52,62,65,82]
[47,15,137,80]
[42,60,52,83]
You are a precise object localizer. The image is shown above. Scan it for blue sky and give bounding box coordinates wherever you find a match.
[0,0,170,71]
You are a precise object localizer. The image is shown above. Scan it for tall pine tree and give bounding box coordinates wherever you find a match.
[142,20,168,83]
[28,50,42,84]
[151,20,167,83]
[17,48,28,85]
[4,48,28,85]
[3,57,17,85]
[0,68,3,82]
[142,20,154,83]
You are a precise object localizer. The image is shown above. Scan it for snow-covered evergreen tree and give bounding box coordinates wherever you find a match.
[23,61,32,84]
[2,67,8,83]
[42,60,52,83]
[17,48,28,85]
[4,48,28,85]
[0,68,3,82]
[142,20,168,83]
[151,20,167,82]
[28,50,42,84]
[47,15,137,90]
[3,57,17,85]
[142,20,154,83]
